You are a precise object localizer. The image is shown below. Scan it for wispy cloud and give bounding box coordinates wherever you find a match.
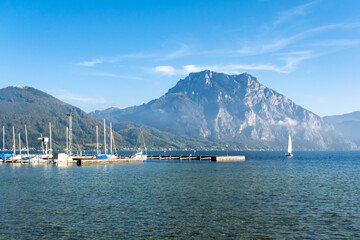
[78,53,156,67]
[79,58,105,67]
[237,23,360,56]
[277,50,317,72]
[164,44,191,59]
[311,39,360,47]
[89,72,119,78]
[153,66,177,75]
[54,90,107,104]
[273,0,319,27]
[153,63,287,75]
[78,44,192,67]
[85,71,144,80]
[276,118,298,126]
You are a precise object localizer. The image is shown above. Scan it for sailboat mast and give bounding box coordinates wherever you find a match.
[66,127,69,154]
[2,126,5,152]
[49,122,52,154]
[110,122,112,155]
[18,132,21,156]
[96,125,99,155]
[112,132,117,155]
[66,113,72,156]
[41,133,44,154]
[25,125,29,156]
[12,126,15,154]
[141,131,147,155]
[103,119,107,155]
[69,115,72,155]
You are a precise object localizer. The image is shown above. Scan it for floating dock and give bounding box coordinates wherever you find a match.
[76,157,143,166]
[147,155,245,162]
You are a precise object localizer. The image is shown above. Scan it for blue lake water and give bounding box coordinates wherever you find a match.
[1,151,360,239]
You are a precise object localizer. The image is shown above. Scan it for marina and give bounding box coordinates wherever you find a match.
[1,115,246,166]
[1,153,245,165]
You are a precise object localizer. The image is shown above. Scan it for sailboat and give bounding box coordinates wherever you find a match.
[0,126,15,161]
[133,150,147,160]
[53,120,73,165]
[95,120,117,159]
[285,133,293,157]
[21,125,38,163]
[133,130,147,160]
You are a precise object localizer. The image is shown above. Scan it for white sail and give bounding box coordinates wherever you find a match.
[287,134,292,154]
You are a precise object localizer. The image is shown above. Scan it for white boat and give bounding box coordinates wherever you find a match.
[95,154,118,159]
[52,153,73,164]
[132,130,147,160]
[133,150,147,160]
[285,133,293,157]
[34,153,53,163]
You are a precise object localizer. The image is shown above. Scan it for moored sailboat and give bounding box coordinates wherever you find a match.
[285,133,293,157]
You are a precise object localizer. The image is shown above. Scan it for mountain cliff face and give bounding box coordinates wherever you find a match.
[323,111,360,146]
[91,71,356,150]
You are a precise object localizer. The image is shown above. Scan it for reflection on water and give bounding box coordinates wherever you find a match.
[1,151,360,239]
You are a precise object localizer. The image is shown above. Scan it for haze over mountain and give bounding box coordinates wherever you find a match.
[323,111,360,146]
[91,71,356,150]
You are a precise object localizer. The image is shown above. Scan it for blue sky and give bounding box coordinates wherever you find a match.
[1,0,360,116]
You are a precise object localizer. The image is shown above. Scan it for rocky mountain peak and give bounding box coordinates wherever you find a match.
[167,71,261,98]
[91,71,357,150]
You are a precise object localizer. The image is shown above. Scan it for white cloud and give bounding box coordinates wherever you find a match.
[79,58,105,67]
[277,118,298,126]
[183,65,205,73]
[217,64,286,73]
[152,63,287,75]
[153,66,177,75]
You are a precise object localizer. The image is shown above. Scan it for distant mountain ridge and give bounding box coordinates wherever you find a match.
[323,111,360,146]
[91,71,356,150]
[0,86,125,150]
[0,86,205,150]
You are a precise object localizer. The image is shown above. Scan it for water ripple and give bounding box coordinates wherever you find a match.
[1,151,360,238]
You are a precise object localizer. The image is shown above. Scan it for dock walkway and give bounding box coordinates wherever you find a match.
[147,155,245,162]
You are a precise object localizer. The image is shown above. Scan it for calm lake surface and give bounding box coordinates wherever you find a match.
[1,151,360,239]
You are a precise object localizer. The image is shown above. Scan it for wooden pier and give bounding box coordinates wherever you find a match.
[147,155,245,162]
